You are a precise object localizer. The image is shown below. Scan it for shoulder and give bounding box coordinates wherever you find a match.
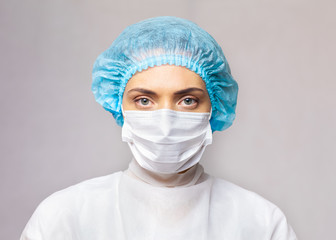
[21,172,123,240]
[210,177,297,240]
[211,177,277,210]
[39,171,122,210]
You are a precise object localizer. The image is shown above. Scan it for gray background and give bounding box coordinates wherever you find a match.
[1,0,335,239]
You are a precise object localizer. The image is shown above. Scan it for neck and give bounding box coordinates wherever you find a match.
[125,159,206,187]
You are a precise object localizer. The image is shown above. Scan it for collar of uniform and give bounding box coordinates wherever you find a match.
[124,158,206,188]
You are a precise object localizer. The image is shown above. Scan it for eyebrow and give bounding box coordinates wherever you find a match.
[127,87,205,96]
[173,87,205,95]
[127,88,158,96]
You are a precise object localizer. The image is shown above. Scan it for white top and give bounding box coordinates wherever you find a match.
[21,161,297,240]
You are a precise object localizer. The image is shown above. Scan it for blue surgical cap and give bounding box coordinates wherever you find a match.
[92,16,238,131]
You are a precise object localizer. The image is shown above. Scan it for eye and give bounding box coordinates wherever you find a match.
[139,98,150,105]
[179,97,198,109]
[134,97,153,108]
[183,98,196,105]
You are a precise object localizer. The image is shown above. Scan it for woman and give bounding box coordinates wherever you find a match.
[21,16,297,240]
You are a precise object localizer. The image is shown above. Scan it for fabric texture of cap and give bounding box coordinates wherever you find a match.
[92,16,238,131]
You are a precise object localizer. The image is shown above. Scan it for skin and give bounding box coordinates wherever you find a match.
[122,64,211,113]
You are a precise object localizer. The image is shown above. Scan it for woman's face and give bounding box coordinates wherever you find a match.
[122,65,211,112]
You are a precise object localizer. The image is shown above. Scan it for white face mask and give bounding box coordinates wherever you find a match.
[121,109,212,174]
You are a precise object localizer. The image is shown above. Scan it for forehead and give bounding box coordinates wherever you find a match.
[125,65,206,90]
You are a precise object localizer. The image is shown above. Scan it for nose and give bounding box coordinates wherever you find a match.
[157,96,176,111]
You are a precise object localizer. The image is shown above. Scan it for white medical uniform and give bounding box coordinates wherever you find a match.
[21,160,297,240]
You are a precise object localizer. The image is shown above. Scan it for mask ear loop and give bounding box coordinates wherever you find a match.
[121,105,125,118]
[208,107,212,120]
